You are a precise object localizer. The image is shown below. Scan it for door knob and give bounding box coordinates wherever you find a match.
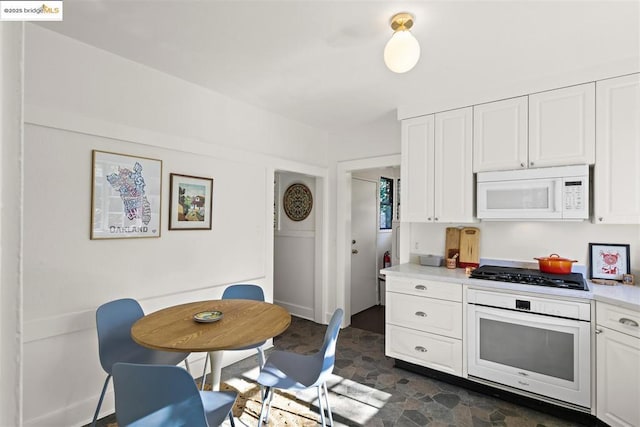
[352,240,356,244]
[352,249,359,254]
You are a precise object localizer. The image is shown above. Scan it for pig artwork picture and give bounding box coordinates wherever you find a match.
[599,250,620,275]
[590,243,630,280]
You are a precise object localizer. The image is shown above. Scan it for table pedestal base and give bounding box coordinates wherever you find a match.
[208,350,224,391]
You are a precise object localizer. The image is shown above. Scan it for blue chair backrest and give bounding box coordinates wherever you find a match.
[96,298,144,374]
[222,284,264,301]
[317,308,344,385]
[113,363,208,427]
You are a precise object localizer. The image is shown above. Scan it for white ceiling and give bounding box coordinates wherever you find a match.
[38,0,640,134]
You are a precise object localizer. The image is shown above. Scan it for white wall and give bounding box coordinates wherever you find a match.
[410,222,640,277]
[21,25,329,427]
[326,118,403,312]
[27,28,329,168]
[0,22,24,427]
[274,172,316,319]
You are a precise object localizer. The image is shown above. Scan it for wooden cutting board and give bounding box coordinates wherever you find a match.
[444,227,461,259]
[458,227,480,268]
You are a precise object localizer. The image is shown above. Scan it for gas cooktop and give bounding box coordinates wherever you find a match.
[469,265,589,291]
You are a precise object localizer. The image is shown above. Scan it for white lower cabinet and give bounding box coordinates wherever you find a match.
[596,302,640,427]
[385,277,463,376]
[387,324,463,376]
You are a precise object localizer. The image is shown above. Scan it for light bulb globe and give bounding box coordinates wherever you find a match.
[384,30,421,73]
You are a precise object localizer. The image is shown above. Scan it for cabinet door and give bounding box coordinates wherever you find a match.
[473,96,528,172]
[401,115,435,222]
[594,74,640,224]
[529,83,595,168]
[434,107,475,222]
[596,327,640,427]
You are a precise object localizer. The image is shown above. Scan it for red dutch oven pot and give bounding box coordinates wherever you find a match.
[534,253,578,274]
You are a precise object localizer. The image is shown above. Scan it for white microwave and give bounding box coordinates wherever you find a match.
[476,165,589,220]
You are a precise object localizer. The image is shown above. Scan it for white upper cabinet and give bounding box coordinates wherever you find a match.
[473,96,528,172]
[528,83,595,168]
[401,115,435,222]
[401,108,475,223]
[434,107,475,223]
[594,73,640,224]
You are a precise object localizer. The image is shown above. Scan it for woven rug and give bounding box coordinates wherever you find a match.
[105,377,320,426]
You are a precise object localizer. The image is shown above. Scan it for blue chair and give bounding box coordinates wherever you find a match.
[92,298,191,426]
[113,363,237,426]
[201,284,266,390]
[257,308,344,426]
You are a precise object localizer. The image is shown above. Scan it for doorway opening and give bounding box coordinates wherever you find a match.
[336,155,401,331]
[273,170,325,323]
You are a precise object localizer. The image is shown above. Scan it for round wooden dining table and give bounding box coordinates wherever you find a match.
[131,299,291,390]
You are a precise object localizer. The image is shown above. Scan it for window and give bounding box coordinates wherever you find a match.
[380,177,393,229]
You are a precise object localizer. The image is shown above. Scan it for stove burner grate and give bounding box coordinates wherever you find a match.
[470,265,588,291]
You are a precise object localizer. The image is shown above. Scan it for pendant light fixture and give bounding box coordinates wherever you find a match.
[384,12,420,73]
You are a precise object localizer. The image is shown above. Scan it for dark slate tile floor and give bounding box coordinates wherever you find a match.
[92,315,587,426]
[219,316,587,427]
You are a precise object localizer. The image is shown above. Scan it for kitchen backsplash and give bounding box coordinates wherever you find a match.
[410,221,639,277]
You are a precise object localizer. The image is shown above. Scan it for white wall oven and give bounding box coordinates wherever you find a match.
[467,289,591,409]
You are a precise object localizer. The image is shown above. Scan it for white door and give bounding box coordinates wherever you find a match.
[351,178,378,315]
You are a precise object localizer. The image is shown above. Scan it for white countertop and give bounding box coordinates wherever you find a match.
[381,263,640,312]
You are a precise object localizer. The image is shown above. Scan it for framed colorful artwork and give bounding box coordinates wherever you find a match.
[589,243,631,281]
[91,150,162,239]
[168,173,213,230]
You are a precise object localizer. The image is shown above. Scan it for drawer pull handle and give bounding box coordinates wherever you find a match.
[415,311,428,317]
[518,381,530,386]
[517,372,529,377]
[414,346,428,353]
[595,328,603,334]
[619,318,639,327]
[414,285,427,291]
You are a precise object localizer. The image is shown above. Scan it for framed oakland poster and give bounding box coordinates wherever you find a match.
[168,173,213,230]
[91,150,162,239]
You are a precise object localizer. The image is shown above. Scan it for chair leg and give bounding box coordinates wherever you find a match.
[91,374,111,427]
[259,386,271,424]
[323,382,334,426]
[201,352,209,391]
[317,386,326,426]
[265,386,275,424]
[228,411,235,427]
[255,348,267,400]
[184,357,191,374]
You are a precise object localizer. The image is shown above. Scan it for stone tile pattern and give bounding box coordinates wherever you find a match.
[93,315,585,426]
[222,316,585,427]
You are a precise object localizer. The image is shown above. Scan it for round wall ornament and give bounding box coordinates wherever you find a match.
[283,183,313,221]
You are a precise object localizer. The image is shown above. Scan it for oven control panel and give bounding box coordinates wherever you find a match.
[467,289,591,321]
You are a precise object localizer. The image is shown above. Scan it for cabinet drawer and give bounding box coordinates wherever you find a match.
[386,277,462,301]
[386,324,462,376]
[387,292,462,338]
[597,302,640,339]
